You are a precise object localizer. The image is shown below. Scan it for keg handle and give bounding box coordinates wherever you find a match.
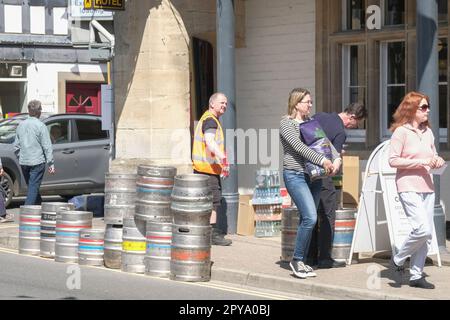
[178,227,190,233]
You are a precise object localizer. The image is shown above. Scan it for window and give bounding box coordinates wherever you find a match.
[345,0,365,30]
[343,44,366,141]
[4,5,22,33]
[47,120,70,144]
[384,0,405,26]
[53,7,68,35]
[75,119,108,141]
[30,6,45,35]
[381,41,406,138]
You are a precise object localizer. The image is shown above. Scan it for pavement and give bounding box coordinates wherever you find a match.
[2,204,450,300]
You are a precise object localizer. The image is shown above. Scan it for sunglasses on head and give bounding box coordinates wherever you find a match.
[418,104,430,112]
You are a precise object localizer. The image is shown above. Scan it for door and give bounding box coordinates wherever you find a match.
[71,118,110,189]
[66,83,102,115]
[41,119,78,191]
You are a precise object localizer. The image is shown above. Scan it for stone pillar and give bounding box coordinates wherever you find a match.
[112,0,192,174]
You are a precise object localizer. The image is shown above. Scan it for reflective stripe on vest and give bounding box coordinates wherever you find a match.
[192,111,225,175]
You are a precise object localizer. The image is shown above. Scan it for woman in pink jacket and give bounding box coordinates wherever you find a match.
[389,91,445,289]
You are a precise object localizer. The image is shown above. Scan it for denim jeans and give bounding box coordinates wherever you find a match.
[21,163,46,205]
[283,169,322,262]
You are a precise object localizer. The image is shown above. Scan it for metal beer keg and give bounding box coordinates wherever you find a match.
[19,205,42,256]
[104,173,137,225]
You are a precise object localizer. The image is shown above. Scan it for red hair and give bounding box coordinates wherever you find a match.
[389,91,431,132]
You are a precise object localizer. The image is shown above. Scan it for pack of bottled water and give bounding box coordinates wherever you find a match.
[253,168,282,205]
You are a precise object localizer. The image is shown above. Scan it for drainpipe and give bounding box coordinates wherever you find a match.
[416,0,446,251]
[217,0,238,234]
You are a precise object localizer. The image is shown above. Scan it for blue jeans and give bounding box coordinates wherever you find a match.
[283,169,322,262]
[21,163,46,205]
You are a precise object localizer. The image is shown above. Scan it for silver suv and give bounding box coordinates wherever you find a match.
[0,113,110,207]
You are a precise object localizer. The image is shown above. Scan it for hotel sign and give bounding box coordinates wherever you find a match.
[84,0,125,11]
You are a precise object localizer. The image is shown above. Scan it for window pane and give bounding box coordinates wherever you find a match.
[347,0,365,30]
[438,0,448,22]
[47,120,69,144]
[350,87,366,105]
[349,45,366,86]
[385,0,405,26]
[387,86,405,128]
[439,38,447,83]
[76,119,108,141]
[387,42,405,84]
[4,5,22,33]
[439,85,447,129]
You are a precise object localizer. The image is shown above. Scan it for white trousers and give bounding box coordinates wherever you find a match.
[394,192,435,281]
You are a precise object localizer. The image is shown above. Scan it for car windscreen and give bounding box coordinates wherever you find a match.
[0,118,23,144]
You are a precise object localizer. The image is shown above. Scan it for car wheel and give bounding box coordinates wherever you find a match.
[0,172,14,208]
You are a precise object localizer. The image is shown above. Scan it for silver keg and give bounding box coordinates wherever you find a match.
[19,205,42,256]
[144,221,172,278]
[104,224,123,269]
[331,208,357,264]
[280,207,300,262]
[170,224,212,282]
[78,228,105,266]
[55,210,93,263]
[121,217,146,273]
[135,165,176,223]
[171,174,213,226]
[104,173,137,225]
[40,202,75,258]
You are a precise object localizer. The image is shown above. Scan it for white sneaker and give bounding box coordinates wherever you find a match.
[290,260,309,279]
[304,264,317,277]
[0,214,13,223]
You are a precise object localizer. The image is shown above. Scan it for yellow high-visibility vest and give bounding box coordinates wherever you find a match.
[192,111,224,175]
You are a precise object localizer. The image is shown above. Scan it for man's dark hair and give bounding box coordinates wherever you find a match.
[28,100,42,117]
[344,102,367,120]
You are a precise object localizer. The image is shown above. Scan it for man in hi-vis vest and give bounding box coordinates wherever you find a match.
[192,92,232,246]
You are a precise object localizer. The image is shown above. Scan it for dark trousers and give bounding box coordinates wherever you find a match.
[21,163,46,205]
[308,176,336,263]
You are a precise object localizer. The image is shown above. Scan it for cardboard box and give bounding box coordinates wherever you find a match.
[342,156,360,207]
[237,195,255,236]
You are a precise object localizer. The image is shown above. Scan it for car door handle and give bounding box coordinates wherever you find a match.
[103,144,111,150]
[62,149,75,154]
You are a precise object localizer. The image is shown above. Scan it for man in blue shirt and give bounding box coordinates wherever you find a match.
[308,102,367,268]
[13,100,55,205]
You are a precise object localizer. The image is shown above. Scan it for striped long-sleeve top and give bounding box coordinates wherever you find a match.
[280,116,340,172]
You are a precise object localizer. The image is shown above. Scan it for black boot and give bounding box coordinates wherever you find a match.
[211,227,232,246]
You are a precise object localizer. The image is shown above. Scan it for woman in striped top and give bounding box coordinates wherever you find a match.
[280,88,341,279]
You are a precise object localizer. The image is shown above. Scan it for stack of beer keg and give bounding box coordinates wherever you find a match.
[170,174,213,282]
[19,202,97,266]
[103,173,137,269]
[135,165,176,276]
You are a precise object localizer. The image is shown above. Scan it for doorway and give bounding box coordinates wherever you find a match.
[0,81,27,118]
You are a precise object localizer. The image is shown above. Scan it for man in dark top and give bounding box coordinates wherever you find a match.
[308,102,367,268]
